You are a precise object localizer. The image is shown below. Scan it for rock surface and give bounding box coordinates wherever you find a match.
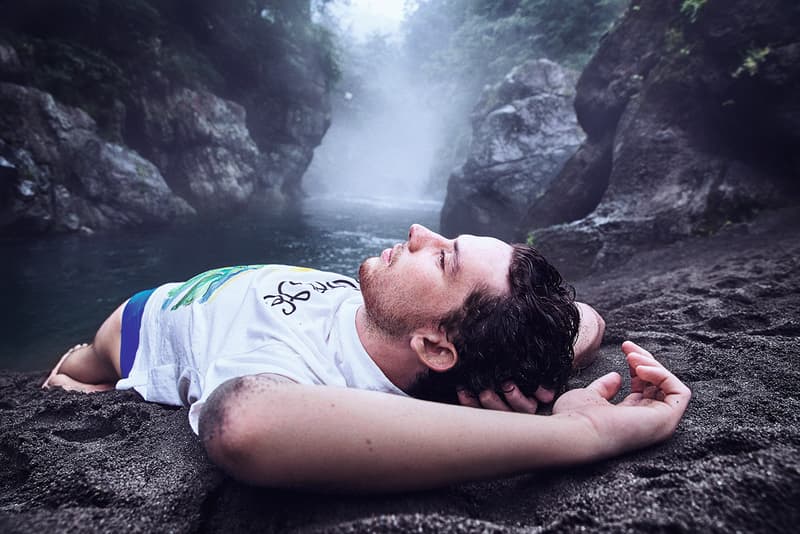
[2,208,798,533]
[526,0,800,278]
[0,1,333,235]
[440,59,584,240]
[0,83,195,234]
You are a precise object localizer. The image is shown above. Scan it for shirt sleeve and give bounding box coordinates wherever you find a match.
[188,341,326,434]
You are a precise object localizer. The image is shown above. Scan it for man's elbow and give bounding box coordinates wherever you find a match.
[573,303,606,369]
[198,376,279,485]
[586,305,605,352]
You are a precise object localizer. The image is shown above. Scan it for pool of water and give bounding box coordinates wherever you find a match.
[0,195,442,371]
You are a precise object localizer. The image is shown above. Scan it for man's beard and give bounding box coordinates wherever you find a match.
[358,259,432,339]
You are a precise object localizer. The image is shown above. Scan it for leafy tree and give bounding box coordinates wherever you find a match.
[402,0,627,193]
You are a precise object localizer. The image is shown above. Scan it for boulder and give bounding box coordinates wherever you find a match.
[527,0,800,279]
[0,83,194,235]
[440,59,584,240]
[150,88,261,212]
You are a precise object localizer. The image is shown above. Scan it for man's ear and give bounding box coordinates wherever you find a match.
[410,330,457,372]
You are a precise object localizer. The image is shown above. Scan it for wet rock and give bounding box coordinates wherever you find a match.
[528,0,800,277]
[0,1,333,235]
[440,59,584,240]
[0,83,194,235]
[142,88,262,212]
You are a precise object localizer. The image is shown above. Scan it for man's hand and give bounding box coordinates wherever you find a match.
[552,341,692,457]
[457,383,554,414]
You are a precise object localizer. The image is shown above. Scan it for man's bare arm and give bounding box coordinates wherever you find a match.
[199,342,689,493]
[573,302,606,369]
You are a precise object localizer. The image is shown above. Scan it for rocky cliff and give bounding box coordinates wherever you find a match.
[525,0,800,278]
[0,0,334,236]
[442,1,799,277]
[440,59,583,241]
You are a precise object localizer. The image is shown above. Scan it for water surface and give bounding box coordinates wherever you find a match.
[1,195,441,371]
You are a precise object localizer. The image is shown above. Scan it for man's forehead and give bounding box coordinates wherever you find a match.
[456,234,512,291]
[457,233,510,250]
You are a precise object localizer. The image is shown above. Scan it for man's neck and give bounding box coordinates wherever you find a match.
[354,305,422,392]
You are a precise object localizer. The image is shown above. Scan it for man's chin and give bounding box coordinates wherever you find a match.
[358,257,378,284]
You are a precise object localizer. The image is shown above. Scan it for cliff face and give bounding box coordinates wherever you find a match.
[0,0,334,236]
[525,0,800,278]
[440,59,583,241]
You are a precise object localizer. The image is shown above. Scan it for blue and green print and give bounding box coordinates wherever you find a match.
[162,265,264,311]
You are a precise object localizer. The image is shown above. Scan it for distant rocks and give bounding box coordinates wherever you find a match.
[440,59,584,240]
[0,2,332,236]
[0,83,194,235]
[138,88,262,212]
[529,0,800,279]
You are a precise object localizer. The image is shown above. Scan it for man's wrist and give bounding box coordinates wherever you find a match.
[546,411,610,466]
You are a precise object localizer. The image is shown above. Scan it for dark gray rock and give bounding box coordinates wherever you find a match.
[0,2,333,235]
[0,83,195,235]
[1,208,799,533]
[440,59,584,240]
[157,88,261,211]
[527,0,800,277]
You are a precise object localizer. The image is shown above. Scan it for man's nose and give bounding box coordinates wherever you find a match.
[408,224,446,252]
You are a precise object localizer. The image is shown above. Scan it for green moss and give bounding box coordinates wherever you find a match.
[732,46,771,78]
[664,28,685,53]
[680,0,707,23]
[526,233,536,247]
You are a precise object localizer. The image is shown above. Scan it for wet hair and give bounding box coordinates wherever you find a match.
[407,244,580,404]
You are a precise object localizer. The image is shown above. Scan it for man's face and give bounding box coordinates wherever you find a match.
[359,224,512,338]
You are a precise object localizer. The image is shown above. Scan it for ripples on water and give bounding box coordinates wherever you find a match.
[0,195,442,371]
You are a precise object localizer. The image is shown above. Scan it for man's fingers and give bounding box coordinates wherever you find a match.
[635,364,692,406]
[586,371,622,400]
[534,386,555,404]
[459,385,550,414]
[622,341,655,359]
[627,351,663,386]
[478,389,511,411]
[457,389,481,408]
[501,383,539,414]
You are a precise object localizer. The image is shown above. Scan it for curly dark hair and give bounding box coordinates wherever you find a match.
[407,244,580,404]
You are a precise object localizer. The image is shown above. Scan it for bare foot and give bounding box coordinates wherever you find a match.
[42,344,114,393]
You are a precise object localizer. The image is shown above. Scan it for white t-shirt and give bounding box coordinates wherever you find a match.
[116,265,408,433]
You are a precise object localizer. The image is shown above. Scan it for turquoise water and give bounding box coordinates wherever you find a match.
[0,195,442,371]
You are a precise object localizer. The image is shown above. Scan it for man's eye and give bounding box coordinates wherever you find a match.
[439,250,445,269]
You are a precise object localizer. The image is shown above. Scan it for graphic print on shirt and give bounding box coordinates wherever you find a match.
[264,279,359,315]
[162,265,315,311]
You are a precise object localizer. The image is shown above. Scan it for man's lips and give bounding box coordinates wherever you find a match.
[381,244,400,265]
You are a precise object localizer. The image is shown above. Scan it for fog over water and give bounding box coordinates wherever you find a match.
[305,64,445,199]
[306,2,455,200]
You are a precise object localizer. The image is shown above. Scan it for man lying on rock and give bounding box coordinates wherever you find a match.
[43,223,690,492]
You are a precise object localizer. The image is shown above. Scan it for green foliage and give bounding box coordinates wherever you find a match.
[405,0,627,96]
[732,46,771,78]
[526,233,536,246]
[680,0,707,23]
